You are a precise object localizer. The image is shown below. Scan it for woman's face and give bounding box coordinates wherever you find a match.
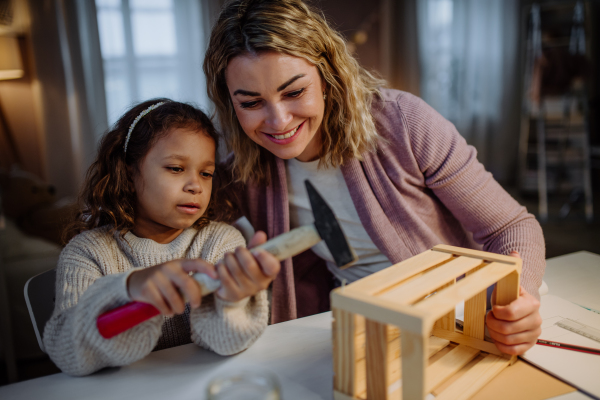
[225,52,325,162]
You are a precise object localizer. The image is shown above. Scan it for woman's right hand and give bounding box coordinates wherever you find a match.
[127,259,218,317]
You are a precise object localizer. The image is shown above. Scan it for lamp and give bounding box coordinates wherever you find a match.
[0,34,23,170]
[0,35,23,80]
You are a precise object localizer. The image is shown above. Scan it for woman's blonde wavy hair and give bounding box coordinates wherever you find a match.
[203,0,386,184]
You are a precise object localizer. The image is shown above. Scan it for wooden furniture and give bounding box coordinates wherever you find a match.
[331,245,522,400]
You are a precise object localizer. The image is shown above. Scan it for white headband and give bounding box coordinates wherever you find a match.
[123,102,167,153]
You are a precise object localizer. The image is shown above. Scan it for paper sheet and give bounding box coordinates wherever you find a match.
[521,295,600,398]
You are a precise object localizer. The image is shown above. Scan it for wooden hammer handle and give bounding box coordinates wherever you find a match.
[253,224,321,261]
[97,224,321,339]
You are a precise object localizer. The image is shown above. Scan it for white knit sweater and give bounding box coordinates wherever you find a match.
[43,222,269,376]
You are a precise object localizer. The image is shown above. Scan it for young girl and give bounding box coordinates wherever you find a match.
[43,99,279,376]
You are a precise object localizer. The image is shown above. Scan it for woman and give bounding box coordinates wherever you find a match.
[204,0,544,355]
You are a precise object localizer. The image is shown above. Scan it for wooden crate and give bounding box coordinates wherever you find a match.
[331,245,521,400]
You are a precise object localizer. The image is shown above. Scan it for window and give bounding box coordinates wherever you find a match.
[95,0,208,126]
[418,0,455,119]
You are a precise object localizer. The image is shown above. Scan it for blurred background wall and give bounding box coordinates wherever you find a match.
[0,0,598,385]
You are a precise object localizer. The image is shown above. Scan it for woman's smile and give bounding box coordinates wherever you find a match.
[262,120,305,144]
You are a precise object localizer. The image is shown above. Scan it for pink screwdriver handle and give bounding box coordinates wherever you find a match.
[96,273,221,339]
[97,301,160,339]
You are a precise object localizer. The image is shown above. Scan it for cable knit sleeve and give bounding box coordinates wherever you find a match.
[43,234,163,376]
[188,222,269,355]
[397,92,546,298]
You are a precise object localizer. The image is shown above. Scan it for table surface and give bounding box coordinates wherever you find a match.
[1,251,598,400]
[0,313,333,400]
[543,251,600,313]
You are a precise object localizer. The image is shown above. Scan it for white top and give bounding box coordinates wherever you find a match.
[286,158,391,282]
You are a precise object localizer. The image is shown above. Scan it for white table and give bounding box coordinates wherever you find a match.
[0,312,334,400]
[543,251,600,313]
[1,252,598,400]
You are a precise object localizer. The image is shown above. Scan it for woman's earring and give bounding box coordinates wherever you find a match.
[323,92,327,100]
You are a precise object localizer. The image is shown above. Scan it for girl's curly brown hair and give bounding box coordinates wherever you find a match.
[64,99,221,243]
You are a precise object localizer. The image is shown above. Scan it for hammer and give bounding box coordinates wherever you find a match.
[97,180,356,338]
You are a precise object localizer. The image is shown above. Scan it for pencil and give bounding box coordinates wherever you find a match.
[536,339,600,356]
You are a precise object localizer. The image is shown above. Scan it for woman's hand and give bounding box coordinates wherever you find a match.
[216,231,281,303]
[486,251,542,355]
[127,259,218,317]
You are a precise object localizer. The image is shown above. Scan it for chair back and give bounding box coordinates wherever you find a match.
[24,268,56,353]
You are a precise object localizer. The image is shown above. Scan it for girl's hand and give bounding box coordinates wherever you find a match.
[216,231,280,303]
[127,259,218,317]
[486,251,542,355]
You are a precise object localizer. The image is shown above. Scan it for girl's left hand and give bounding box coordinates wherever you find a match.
[216,231,280,303]
[485,251,542,355]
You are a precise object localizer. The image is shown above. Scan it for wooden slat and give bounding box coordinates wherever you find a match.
[401,331,427,400]
[365,321,393,400]
[433,353,511,400]
[356,324,399,362]
[331,289,426,333]
[380,256,484,304]
[355,358,366,397]
[354,316,366,361]
[333,308,363,396]
[385,335,452,399]
[332,308,339,386]
[346,250,454,295]
[431,328,502,356]
[495,270,520,306]
[355,314,366,336]
[434,280,456,331]
[414,262,518,322]
[494,269,521,364]
[387,325,400,341]
[432,245,522,266]
[363,330,451,398]
[391,334,451,386]
[426,345,481,392]
[428,335,451,357]
[463,265,487,340]
[355,332,365,362]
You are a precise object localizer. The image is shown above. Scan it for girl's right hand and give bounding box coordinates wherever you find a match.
[127,259,218,317]
[216,231,281,303]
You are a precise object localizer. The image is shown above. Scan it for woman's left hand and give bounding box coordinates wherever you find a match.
[486,286,542,355]
[486,251,542,355]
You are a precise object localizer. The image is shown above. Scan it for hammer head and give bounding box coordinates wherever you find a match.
[305,180,357,269]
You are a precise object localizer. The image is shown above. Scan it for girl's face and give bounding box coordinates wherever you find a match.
[225,51,325,162]
[132,128,215,243]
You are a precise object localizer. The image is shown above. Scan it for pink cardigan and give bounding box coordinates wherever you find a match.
[225,89,545,324]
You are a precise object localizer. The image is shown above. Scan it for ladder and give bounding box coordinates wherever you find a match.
[518,1,593,223]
